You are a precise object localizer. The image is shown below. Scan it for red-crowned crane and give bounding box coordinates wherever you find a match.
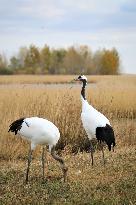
[8,117,68,183]
[74,75,115,165]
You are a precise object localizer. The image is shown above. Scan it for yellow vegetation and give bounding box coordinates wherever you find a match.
[0,75,136,204]
[0,74,136,158]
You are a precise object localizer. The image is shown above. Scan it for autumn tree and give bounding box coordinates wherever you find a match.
[78,45,93,74]
[63,46,84,74]
[18,47,28,68]
[99,48,120,75]
[0,54,7,68]
[10,57,20,70]
[49,48,66,74]
[93,50,103,74]
[0,44,120,75]
[0,54,11,74]
[40,45,50,74]
[24,45,40,74]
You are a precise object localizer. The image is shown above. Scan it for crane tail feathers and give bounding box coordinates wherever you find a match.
[96,124,115,151]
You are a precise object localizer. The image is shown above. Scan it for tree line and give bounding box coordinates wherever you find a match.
[0,45,120,75]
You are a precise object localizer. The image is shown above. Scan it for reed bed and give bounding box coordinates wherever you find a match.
[0,74,136,159]
[0,74,135,84]
[0,75,74,84]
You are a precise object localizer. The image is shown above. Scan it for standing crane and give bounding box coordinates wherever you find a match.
[8,117,68,183]
[74,75,115,165]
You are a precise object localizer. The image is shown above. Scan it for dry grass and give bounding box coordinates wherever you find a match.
[0,147,136,204]
[0,74,136,204]
[0,74,135,84]
[0,74,136,158]
[0,75,74,84]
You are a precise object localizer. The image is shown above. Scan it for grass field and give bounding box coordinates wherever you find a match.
[0,74,136,204]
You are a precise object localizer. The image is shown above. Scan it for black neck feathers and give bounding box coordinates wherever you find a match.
[81,80,87,100]
[8,118,25,135]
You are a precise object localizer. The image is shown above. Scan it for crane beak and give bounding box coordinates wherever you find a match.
[70,78,78,83]
[74,78,79,81]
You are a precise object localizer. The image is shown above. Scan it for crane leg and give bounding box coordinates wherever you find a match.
[99,143,105,165]
[90,140,95,166]
[26,149,33,183]
[51,146,68,182]
[42,146,45,181]
[102,147,106,166]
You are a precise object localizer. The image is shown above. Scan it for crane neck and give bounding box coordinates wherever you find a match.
[80,80,94,112]
[81,80,87,100]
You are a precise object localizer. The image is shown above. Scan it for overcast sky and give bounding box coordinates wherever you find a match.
[0,0,136,73]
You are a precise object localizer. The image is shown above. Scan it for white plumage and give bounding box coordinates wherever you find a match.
[75,75,115,165]
[81,97,110,140]
[18,117,60,150]
[8,116,68,183]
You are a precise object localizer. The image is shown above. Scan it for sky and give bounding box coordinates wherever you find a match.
[0,0,136,74]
